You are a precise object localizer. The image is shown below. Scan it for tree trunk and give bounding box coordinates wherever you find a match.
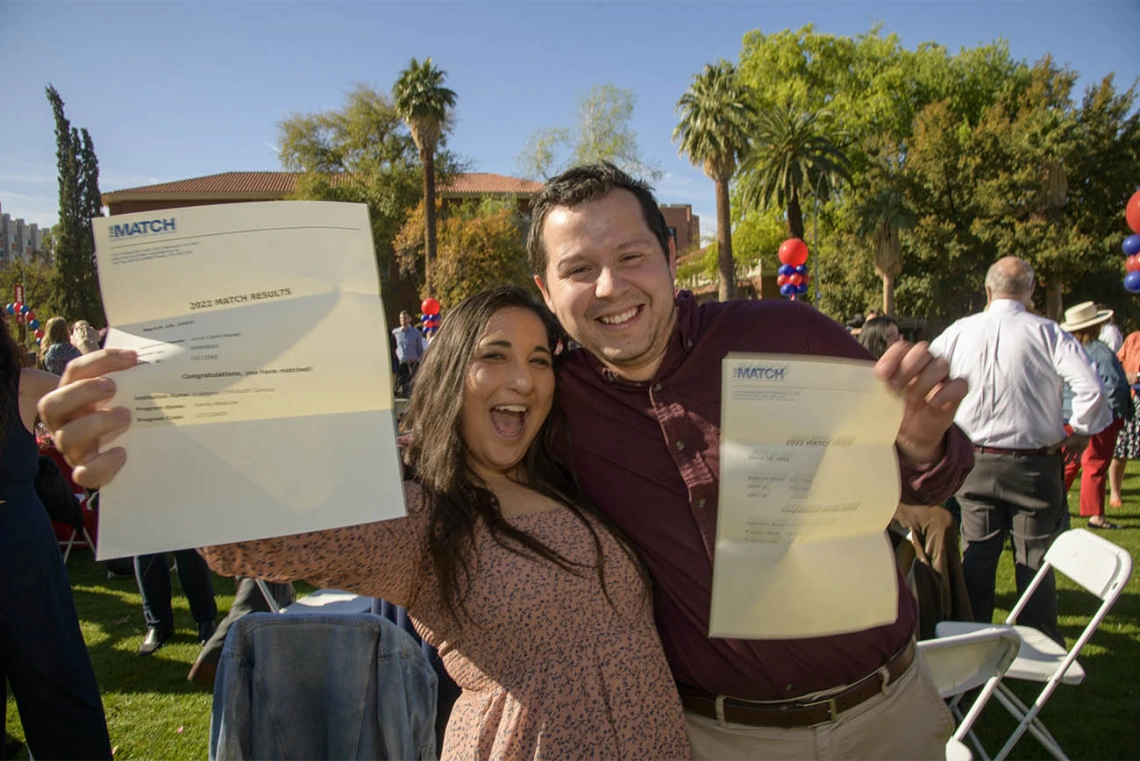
[787,195,805,240]
[423,148,438,298]
[1046,278,1063,322]
[715,177,735,301]
[882,272,895,317]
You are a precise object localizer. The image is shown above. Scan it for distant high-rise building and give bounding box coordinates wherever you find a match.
[0,201,51,267]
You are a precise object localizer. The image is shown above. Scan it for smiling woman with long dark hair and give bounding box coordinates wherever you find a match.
[0,311,112,759]
[58,286,689,760]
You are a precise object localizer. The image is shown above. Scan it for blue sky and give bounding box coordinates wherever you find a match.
[2,0,1138,237]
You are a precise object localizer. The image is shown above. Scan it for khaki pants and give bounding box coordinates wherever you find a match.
[687,652,953,760]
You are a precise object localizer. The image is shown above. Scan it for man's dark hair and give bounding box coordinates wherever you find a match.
[527,162,671,279]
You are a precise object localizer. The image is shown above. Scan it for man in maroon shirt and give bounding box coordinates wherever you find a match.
[530,163,974,759]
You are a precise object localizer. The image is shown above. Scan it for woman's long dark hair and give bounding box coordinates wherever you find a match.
[401,286,648,622]
[1,311,32,438]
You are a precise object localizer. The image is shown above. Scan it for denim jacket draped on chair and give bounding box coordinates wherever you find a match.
[209,612,438,760]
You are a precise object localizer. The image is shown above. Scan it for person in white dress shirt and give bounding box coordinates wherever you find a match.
[930,256,1110,643]
[1098,308,1124,352]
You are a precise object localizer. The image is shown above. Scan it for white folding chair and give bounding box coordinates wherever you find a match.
[917,626,1021,761]
[936,528,1133,761]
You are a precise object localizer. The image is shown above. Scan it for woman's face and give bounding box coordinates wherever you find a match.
[459,307,555,481]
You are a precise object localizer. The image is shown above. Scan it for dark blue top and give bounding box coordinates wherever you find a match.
[1063,339,1133,422]
[0,374,50,548]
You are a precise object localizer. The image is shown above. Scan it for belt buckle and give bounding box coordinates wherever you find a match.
[800,696,840,724]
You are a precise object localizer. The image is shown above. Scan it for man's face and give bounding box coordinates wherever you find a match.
[535,189,677,382]
[400,311,412,328]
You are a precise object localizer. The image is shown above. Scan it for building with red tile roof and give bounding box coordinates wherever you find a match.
[101,171,543,216]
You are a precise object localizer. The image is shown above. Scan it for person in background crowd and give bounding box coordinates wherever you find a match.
[39,317,81,375]
[858,315,901,360]
[1108,330,1140,508]
[187,577,294,688]
[531,162,972,760]
[36,287,691,760]
[930,257,1109,645]
[71,320,101,355]
[1097,305,1124,352]
[1060,302,1131,530]
[392,309,428,398]
[132,549,218,656]
[0,310,112,760]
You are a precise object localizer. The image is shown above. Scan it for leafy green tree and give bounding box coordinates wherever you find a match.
[0,259,63,350]
[395,198,531,308]
[738,106,850,240]
[517,85,661,181]
[278,83,461,317]
[673,61,755,300]
[394,57,457,297]
[46,85,106,327]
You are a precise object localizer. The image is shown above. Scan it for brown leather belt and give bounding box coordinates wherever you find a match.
[679,639,916,729]
[973,445,1060,457]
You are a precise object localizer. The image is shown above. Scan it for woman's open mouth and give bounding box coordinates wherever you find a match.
[490,404,528,439]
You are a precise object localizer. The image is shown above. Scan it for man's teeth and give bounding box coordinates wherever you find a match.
[493,405,527,413]
[600,307,638,325]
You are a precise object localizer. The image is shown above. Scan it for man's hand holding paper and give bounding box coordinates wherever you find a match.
[710,354,906,639]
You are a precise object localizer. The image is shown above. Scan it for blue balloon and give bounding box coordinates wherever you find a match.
[794,264,809,276]
[4,304,12,315]
[28,319,39,329]
[1125,271,1140,293]
[1125,235,1140,257]
[780,283,796,297]
[796,283,810,295]
[778,264,795,277]
[19,305,28,314]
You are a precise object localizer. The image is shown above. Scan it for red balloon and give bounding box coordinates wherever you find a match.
[1128,189,1140,235]
[788,273,804,287]
[13,302,22,313]
[776,274,789,286]
[421,297,441,316]
[25,311,34,322]
[778,238,809,267]
[1128,254,1140,273]
[35,329,45,339]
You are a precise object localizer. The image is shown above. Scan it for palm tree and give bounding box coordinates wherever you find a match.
[739,107,850,241]
[394,57,457,298]
[857,180,915,317]
[673,61,754,301]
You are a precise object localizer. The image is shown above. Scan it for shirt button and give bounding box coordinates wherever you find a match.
[654,383,663,392]
[686,338,694,348]
[674,441,685,451]
[697,498,706,508]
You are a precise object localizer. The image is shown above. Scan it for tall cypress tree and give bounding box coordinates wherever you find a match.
[46,84,106,327]
[78,128,106,325]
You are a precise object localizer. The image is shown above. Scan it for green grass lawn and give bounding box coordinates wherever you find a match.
[6,470,1140,760]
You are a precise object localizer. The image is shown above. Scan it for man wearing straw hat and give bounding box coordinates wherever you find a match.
[930,257,1110,644]
[1059,301,1132,531]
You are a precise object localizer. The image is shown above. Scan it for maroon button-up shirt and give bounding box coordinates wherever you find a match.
[556,292,973,700]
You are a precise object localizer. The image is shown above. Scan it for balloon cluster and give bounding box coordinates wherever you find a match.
[776,238,810,300]
[420,297,441,337]
[4,302,45,345]
[1124,190,1140,293]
